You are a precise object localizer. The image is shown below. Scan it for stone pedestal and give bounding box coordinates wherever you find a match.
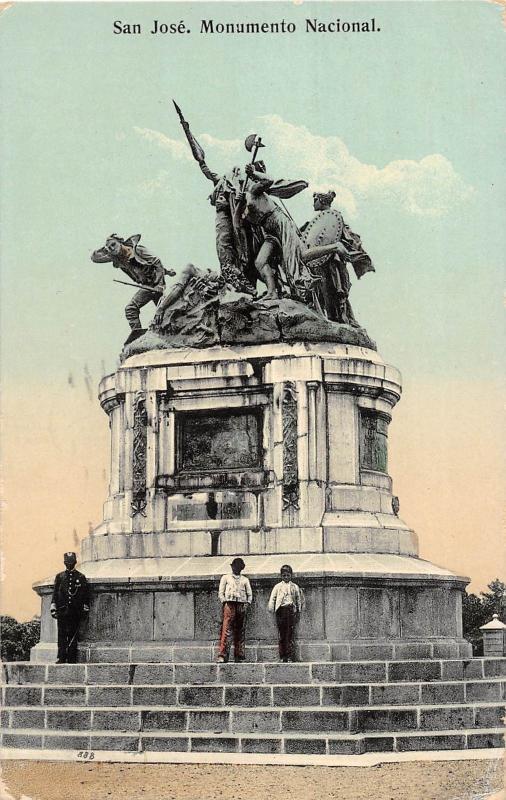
[481,616,506,657]
[32,341,471,661]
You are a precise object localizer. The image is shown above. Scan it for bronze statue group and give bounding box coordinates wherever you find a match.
[50,552,304,664]
[91,103,374,340]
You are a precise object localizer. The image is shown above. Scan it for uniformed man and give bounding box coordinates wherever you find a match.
[50,552,90,664]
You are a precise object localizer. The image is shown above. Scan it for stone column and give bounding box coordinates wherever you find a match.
[106,399,121,497]
[159,409,176,477]
[307,381,318,480]
[99,396,125,524]
[326,390,359,487]
[121,391,136,530]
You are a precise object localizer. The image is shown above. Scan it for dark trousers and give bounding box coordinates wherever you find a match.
[57,610,82,663]
[125,289,161,330]
[218,602,247,661]
[276,605,298,661]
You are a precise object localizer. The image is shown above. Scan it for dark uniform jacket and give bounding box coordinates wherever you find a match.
[51,569,90,614]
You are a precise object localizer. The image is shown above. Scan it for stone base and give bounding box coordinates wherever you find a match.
[32,342,472,670]
[83,520,419,561]
[33,553,470,659]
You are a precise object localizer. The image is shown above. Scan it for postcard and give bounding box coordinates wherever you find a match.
[1,2,504,798]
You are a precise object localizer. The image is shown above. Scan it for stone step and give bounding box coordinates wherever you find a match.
[4,658,506,686]
[66,641,472,664]
[2,702,505,733]
[1,727,504,756]
[3,659,503,756]
[28,639,477,666]
[3,680,505,708]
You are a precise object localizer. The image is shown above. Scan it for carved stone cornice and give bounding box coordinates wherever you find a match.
[100,393,124,415]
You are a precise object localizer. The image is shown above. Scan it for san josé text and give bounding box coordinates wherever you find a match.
[113,18,381,36]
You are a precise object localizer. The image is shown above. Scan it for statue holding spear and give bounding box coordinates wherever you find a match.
[173,100,262,294]
[173,101,337,304]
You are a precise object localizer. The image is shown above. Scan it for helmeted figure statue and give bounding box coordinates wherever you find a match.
[91,234,176,333]
[301,191,375,324]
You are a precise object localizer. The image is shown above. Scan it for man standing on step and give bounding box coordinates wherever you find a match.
[217,558,252,663]
[50,552,90,664]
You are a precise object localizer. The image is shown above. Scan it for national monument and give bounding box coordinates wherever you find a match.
[2,105,504,759]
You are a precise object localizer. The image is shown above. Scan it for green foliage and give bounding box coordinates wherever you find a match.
[1,615,41,662]
[462,579,505,656]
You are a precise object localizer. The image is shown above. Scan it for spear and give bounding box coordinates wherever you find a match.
[172,99,206,163]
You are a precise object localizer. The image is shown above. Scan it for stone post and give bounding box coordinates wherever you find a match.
[480,614,506,656]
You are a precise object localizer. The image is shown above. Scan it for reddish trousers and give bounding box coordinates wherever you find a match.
[218,601,247,660]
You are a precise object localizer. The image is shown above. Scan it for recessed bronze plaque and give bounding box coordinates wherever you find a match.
[360,411,388,473]
[178,410,262,472]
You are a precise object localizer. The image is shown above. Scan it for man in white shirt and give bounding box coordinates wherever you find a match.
[217,557,252,663]
[268,565,305,662]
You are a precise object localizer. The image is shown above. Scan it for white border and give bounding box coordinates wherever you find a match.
[1,746,504,767]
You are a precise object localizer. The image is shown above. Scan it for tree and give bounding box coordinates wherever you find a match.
[462,579,505,655]
[1,615,41,662]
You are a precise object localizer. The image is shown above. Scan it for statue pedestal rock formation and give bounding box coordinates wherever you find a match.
[32,339,471,662]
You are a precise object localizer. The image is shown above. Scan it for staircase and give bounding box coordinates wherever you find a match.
[1,658,505,758]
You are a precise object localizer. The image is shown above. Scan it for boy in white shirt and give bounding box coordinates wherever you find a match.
[217,557,252,663]
[268,565,305,662]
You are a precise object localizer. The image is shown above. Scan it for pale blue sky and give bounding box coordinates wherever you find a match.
[1,1,504,383]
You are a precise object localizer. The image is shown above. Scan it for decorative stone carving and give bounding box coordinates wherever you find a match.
[131,392,148,517]
[282,381,299,510]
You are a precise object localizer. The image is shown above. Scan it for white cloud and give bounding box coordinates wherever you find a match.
[134,127,242,166]
[198,133,242,159]
[260,115,473,217]
[138,170,171,195]
[134,127,191,161]
[134,116,472,218]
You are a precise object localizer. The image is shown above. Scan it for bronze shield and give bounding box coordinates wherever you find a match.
[301,209,344,268]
